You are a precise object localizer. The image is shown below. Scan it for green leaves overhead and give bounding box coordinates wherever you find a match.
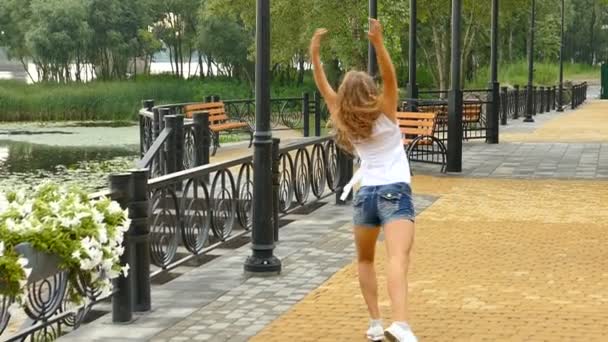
[0,0,607,87]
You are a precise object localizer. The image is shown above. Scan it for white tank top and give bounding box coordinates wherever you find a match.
[340,114,411,200]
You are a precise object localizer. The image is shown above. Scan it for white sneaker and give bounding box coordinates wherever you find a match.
[366,323,385,341]
[384,322,418,342]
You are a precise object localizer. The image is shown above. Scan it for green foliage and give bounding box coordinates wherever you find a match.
[467,61,600,88]
[0,0,606,96]
[0,76,319,122]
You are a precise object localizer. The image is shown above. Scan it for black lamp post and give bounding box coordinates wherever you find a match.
[406,0,418,110]
[487,0,500,142]
[557,0,565,112]
[244,0,281,274]
[447,0,463,172]
[368,0,378,77]
[524,0,536,123]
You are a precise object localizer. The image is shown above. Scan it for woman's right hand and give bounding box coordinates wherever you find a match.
[310,28,328,52]
[367,18,383,46]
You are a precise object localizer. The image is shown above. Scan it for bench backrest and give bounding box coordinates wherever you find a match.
[183,102,229,124]
[396,112,437,139]
[463,102,482,122]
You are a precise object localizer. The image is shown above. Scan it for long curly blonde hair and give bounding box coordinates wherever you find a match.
[330,70,382,153]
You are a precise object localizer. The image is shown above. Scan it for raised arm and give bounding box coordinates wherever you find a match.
[368,19,398,121]
[310,29,338,113]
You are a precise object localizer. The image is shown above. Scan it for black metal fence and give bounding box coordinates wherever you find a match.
[0,133,343,341]
[498,82,588,125]
[137,95,329,178]
[403,88,492,142]
[571,82,588,109]
[146,136,338,273]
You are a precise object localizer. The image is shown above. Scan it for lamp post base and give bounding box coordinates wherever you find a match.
[244,254,282,275]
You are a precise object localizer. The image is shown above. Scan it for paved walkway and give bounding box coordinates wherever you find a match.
[59,98,608,341]
[501,100,608,142]
[253,176,608,341]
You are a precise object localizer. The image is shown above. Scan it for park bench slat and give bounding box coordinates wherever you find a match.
[397,119,435,127]
[184,102,224,112]
[211,122,249,131]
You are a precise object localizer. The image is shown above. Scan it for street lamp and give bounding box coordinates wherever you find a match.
[244,0,281,275]
[557,0,565,111]
[447,0,463,172]
[524,0,536,122]
[487,0,500,142]
[368,0,378,76]
[406,0,418,109]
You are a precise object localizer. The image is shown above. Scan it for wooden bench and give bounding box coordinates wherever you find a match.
[184,102,253,156]
[462,102,483,140]
[396,111,447,173]
[463,102,483,124]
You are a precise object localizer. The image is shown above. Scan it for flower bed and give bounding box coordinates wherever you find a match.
[0,183,130,313]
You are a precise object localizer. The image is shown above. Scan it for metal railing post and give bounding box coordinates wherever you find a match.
[314,92,322,137]
[335,147,353,205]
[129,169,150,312]
[272,138,280,242]
[140,100,155,156]
[571,84,576,109]
[194,111,211,184]
[540,86,545,113]
[175,115,185,173]
[487,83,500,143]
[501,86,508,125]
[533,86,538,115]
[164,115,178,175]
[513,85,520,119]
[302,93,310,137]
[111,173,133,323]
[193,112,209,167]
[152,108,160,140]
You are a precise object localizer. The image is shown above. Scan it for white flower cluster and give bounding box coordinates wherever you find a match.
[0,182,130,307]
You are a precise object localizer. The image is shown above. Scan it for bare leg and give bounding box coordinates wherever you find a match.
[384,219,415,322]
[354,225,381,319]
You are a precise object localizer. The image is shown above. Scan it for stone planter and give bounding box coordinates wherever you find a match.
[13,243,62,284]
[0,243,62,292]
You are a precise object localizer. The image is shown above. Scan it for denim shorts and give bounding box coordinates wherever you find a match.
[353,182,415,227]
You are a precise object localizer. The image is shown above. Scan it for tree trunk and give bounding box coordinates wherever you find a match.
[175,44,181,76]
[20,58,36,83]
[460,9,475,88]
[432,26,448,93]
[297,54,305,86]
[198,54,205,79]
[207,56,213,77]
[419,38,438,88]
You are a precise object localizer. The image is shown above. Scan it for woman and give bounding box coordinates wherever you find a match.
[310,19,417,342]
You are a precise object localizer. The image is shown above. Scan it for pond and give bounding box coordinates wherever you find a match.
[0,123,140,193]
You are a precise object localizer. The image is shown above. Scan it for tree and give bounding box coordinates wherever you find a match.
[26,0,91,83]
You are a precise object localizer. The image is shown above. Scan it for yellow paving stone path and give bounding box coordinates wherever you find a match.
[252,175,608,341]
[502,100,608,143]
